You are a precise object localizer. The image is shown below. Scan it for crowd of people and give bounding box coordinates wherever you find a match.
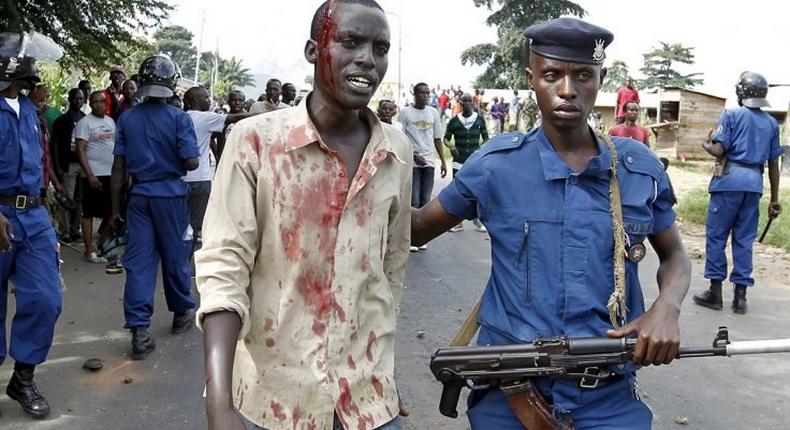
[0,0,783,429]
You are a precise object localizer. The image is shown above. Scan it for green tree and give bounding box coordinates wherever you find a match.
[602,60,630,92]
[639,42,704,90]
[219,57,255,88]
[0,0,171,69]
[153,25,198,77]
[461,0,586,89]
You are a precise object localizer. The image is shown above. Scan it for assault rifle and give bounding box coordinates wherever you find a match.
[431,327,790,420]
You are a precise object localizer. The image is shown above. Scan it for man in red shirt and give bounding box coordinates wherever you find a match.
[609,101,650,147]
[438,89,450,114]
[615,77,640,124]
[103,65,125,118]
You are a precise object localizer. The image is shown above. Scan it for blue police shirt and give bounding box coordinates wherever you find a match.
[0,96,43,197]
[114,102,199,197]
[438,128,676,411]
[0,95,54,241]
[439,127,676,340]
[710,107,783,194]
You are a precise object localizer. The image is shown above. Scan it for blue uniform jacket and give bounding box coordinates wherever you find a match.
[439,127,676,342]
[114,102,199,197]
[709,107,783,194]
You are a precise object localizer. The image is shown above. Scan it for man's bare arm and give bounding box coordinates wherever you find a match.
[203,311,245,430]
[110,155,126,218]
[608,225,691,366]
[702,128,724,157]
[225,111,262,125]
[411,199,463,247]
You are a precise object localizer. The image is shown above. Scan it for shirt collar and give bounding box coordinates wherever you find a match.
[283,93,405,164]
[536,126,612,181]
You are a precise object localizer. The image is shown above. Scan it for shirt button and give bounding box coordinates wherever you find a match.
[626,156,634,164]
[511,137,520,143]
[569,176,579,185]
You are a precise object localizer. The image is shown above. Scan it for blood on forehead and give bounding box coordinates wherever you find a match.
[317,0,340,97]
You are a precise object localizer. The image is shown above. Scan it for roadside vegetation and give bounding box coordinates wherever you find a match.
[677,188,790,251]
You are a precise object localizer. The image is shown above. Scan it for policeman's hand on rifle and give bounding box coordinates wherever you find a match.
[769,201,782,219]
[0,212,14,252]
[606,300,681,366]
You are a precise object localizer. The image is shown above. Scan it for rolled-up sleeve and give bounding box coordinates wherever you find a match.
[652,169,677,235]
[383,147,413,308]
[195,123,260,338]
[438,151,486,221]
[711,111,731,150]
[177,112,200,160]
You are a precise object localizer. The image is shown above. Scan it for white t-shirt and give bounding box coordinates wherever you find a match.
[398,105,442,168]
[186,110,227,182]
[4,97,20,118]
[73,114,116,176]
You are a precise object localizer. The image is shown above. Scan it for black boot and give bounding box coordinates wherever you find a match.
[732,285,748,314]
[171,309,195,335]
[693,280,723,310]
[130,326,156,360]
[6,363,50,419]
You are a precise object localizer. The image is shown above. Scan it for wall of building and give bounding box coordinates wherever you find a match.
[675,91,726,160]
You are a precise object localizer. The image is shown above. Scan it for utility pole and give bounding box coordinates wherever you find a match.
[386,11,402,105]
[193,10,205,85]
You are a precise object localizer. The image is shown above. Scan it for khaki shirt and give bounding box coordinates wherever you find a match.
[196,97,412,430]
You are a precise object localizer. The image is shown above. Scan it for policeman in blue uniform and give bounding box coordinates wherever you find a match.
[0,31,64,419]
[693,72,782,314]
[411,18,691,429]
[110,55,200,360]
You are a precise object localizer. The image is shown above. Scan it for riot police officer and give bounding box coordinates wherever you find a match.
[693,72,783,314]
[110,55,200,360]
[0,31,64,419]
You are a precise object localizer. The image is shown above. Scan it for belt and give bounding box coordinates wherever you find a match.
[726,160,762,169]
[0,195,43,209]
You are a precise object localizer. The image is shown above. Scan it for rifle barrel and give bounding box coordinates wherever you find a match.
[726,339,790,356]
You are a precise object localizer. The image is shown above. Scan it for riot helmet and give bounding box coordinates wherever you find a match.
[736,71,770,108]
[136,55,180,98]
[0,31,63,91]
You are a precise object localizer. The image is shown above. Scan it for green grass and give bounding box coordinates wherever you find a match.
[677,188,790,251]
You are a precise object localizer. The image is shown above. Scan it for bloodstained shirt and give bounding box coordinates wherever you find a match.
[195,97,413,430]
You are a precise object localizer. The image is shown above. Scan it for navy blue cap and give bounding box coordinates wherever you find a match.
[523,17,614,65]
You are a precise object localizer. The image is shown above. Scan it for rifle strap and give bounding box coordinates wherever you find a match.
[501,381,573,430]
[599,133,629,329]
[449,297,481,347]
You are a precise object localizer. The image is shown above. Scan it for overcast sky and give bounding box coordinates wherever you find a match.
[167,0,790,101]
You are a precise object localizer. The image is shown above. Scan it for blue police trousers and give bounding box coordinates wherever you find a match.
[704,191,761,286]
[0,208,62,365]
[123,194,194,328]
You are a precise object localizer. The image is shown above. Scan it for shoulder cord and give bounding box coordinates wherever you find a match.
[599,133,629,328]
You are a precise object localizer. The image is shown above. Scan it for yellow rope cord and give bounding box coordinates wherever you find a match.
[600,133,629,328]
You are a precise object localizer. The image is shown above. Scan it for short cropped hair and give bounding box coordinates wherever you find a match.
[310,0,384,41]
